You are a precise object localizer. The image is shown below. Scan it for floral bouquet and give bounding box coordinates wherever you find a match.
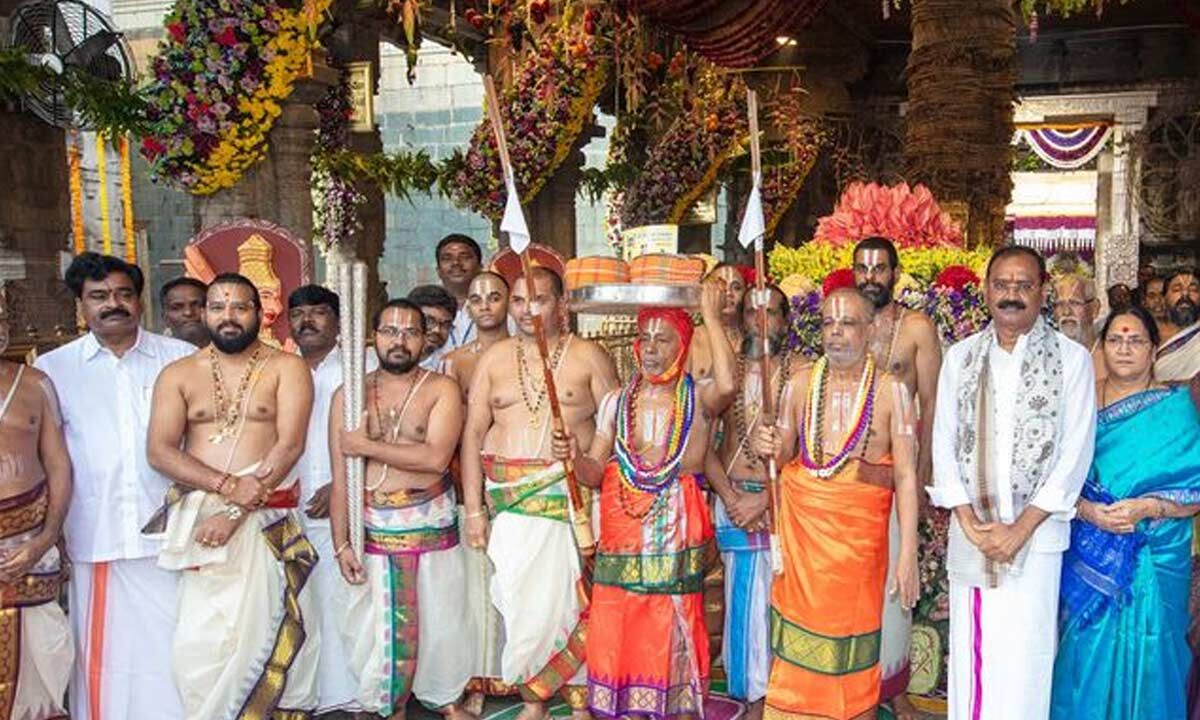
[141,0,330,194]
[814,181,964,248]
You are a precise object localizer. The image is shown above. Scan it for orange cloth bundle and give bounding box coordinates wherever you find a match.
[629,254,706,286]
[565,256,630,292]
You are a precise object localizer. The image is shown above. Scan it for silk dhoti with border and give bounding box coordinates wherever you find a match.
[156,473,320,720]
[587,464,712,720]
[766,459,893,720]
[715,479,771,704]
[0,483,71,720]
[340,478,472,714]
[484,456,588,708]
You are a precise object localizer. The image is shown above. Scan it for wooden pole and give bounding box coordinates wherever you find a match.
[483,76,596,560]
[747,89,784,574]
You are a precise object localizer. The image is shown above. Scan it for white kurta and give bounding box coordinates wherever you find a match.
[929,329,1095,720]
[37,329,193,720]
[1155,321,1200,382]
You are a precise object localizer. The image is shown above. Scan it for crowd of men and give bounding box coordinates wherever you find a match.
[0,233,1198,720]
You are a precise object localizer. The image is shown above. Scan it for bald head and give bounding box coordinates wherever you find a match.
[821,288,875,368]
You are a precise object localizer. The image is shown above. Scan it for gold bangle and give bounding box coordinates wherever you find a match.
[464,509,487,519]
[334,542,351,558]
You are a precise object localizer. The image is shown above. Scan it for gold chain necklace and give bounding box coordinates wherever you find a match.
[733,351,791,470]
[208,345,264,444]
[516,334,567,426]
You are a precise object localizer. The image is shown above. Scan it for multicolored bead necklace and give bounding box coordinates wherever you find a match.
[798,355,877,478]
[614,372,696,497]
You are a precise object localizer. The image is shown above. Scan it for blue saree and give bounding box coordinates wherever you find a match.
[1051,386,1200,720]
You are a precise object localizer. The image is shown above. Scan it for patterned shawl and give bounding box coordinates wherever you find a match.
[954,317,1064,587]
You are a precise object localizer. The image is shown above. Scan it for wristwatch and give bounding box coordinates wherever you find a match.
[225,503,245,522]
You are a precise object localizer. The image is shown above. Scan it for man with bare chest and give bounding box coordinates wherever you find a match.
[330,299,475,720]
[440,270,512,710]
[708,284,791,720]
[0,289,74,720]
[561,282,735,719]
[752,288,920,720]
[146,273,319,720]
[461,267,619,720]
[689,263,748,381]
[852,237,941,715]
[442,271,511,395]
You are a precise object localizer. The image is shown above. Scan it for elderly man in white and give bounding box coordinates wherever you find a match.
[929,246,1095,720]
[36,252,193,720]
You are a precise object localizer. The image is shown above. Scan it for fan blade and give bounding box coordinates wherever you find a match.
[51,1,75,57]
[62,31,122,80]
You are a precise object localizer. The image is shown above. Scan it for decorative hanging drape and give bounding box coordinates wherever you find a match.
[96,133,112,254]
[68,131,85,255]
[629,0,829,67]
[119,136,137,264]
[1012,214,1095,252]
[1017,123,1112,169]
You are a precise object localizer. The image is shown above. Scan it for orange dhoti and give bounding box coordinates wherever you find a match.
[587,464,712,719]
[766,459,894,720]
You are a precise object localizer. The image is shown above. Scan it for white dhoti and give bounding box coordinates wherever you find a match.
[880,505,913,701]
[157,476,320,720]
[714,487,771,703]
[69,558,182,720]
[484,456,587,706]
[460,513,511,695]
[302,519,363,713]
[1,485,73,720]
[340,482,471,714]
[947,550,1062,720]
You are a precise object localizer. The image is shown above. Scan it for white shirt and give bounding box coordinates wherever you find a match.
[929,328,1096,559]
[296,346,377,510]
[36,328,195,563]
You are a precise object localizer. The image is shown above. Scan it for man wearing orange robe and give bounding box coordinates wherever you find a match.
[752,287,920,720]
[559,282,735,719]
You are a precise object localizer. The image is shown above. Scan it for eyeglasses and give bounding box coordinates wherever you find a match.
[422,317,454,332]
[989,279,1038,295]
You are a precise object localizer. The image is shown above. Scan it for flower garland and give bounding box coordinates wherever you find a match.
[619,69,747,228]
[141,0,331,195]
[798,355,877,478]
[96,134,112,254]
[120,136,136,263]
[450,6,610,219]
[311,74,365,251]
[68,131,85,255]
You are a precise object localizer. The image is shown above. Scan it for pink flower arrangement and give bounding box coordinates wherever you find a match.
[815,181,964,249]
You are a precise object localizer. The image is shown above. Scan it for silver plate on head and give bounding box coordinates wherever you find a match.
[568,283,701,315]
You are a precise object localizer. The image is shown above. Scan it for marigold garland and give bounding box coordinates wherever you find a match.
[96,133,112,254]
[119,135,136,263]
[141,0,332,195]
[68,132,85,255]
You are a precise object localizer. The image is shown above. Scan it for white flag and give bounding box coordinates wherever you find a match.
[738,170,765,251]
[500,171,530,254]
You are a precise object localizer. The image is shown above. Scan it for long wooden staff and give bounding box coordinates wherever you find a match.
[744,89,784,574]
[483,76,596,562]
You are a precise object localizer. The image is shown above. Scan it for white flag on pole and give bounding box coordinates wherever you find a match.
[738,170,765,251]
[500,171,530,254]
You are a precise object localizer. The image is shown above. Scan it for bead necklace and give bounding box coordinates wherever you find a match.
[516,334,568,425]
[366,369,429,491]
[798,356,877,478]
[615,373,695,493]
[208,345,264,445]
[732,350,792,470]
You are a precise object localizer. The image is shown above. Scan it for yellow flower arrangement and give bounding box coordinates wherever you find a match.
[768,242,991,287]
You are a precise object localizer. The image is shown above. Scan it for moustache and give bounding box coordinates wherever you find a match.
[1176,299,1196,309]
[100,308,131,320]
[997,300,1026,311]
[217,322,244,333]
[298,323,319,334]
